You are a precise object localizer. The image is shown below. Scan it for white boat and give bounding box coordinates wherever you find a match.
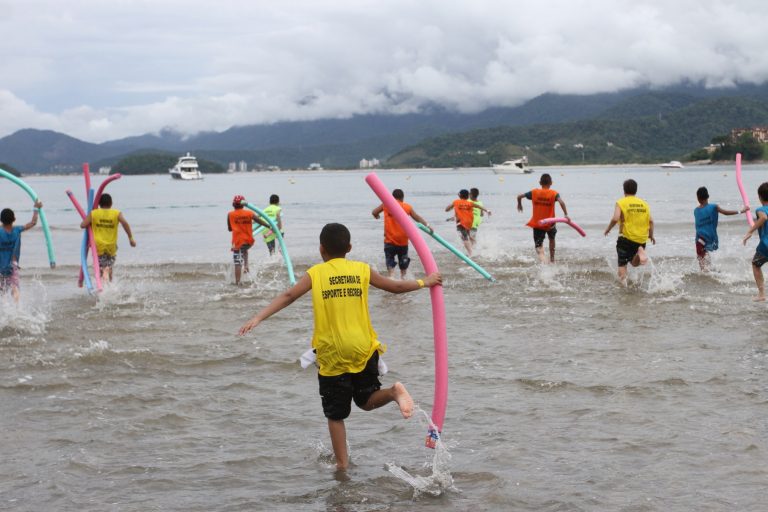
[169,153,203,180]
[660,160,684,169]
[491,156,533,174]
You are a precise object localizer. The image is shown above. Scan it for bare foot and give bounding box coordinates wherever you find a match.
[392,382,413,419]
[753,296,766,302]
[637,246,648,265]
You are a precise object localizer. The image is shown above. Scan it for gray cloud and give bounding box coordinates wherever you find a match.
[1,0,767,142]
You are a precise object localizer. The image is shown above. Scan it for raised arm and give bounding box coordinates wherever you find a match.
[744,211,768,245]
[410,209,431,231]
[604,203,622,236]
[22,200,42,230]
[370,269,441,294]
[239,273,312,335]
[372,204,384,219]
[717,205,749,216]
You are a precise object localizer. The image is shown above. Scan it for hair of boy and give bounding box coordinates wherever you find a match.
[459,189,469,199]
[623,179,638,195]
[269,194,279,204]
[696,186,709,201]
[470,187,479,198]
[392,189,404,201]
[758,182,768,202]
[1,208,15,225]
[320,223,351,257]
[539,174,552,186]
[99,193,113,208]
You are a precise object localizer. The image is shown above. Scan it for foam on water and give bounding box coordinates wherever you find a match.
[385,407,456,498]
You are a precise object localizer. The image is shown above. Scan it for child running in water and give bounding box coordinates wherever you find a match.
[371,188,431,278]
[262,194,283,256]
[694,186,748,271]
[227,195,269,284]
[0,201,42,302]
[469,188,491,246]
[516,174,568,263]
[604,179,655,285]
[80,193,136,282]
[238,223,441,470]
[446,189,489,256]
[742,182,768,301]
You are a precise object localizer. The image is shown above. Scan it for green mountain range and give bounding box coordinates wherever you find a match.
[3,84,768,174]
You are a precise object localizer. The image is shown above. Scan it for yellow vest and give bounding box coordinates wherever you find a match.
[306,258,384,376]
[617,196,650,244]
[91,208,120,256]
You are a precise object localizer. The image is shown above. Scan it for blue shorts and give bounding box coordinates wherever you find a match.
[384,243,410,270]
[232,244,251,265]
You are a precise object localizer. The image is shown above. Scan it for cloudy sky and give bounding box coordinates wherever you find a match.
[1,0,767,142]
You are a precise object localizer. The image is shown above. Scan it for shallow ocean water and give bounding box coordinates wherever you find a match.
[1,165,767,511]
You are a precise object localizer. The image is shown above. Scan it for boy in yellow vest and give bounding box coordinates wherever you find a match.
[262,194,283,256]
[604,179,655,285]
[239,223,441,471]
[80,193,136,282]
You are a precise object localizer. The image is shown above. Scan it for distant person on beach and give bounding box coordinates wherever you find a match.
[371,188,431,278]
[469,188,491,245]
[694,186,749,272]
[238,223,442,471]
[0,201,42,302]
[516,174,568,263]
[262,194,283,256]
[604,179,655,285]
[742,182,768,301]
[227,194,269,285]
[80,193,135,283]
[446,189,490,256]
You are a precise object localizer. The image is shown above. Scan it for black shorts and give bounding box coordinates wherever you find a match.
[384,243,410,270]
[616,237,645,267]
[533,227,556,248]
[318,352,382,421]
[752,250,768,268]
[456,225,471,241]
[266,240,276,253]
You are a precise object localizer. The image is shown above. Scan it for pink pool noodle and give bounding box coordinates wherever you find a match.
[538,217,587,237]
[67,188,102,292]
[365,173,448,446]
[735,153,754,227]
[92,173,122,210]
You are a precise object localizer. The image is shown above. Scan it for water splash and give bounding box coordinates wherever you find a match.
[385,407,456,497]
[0,277,49,336]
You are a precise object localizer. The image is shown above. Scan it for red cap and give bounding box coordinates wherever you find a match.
[233,194,245,206]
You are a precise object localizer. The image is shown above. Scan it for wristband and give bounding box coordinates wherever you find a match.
[417,279,425,288]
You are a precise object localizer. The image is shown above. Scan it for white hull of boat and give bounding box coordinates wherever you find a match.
[491,158,533,174]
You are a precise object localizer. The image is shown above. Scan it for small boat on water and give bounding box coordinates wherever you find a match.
[491,156,533,174]
[660,160,684,169]
[169,153,203,180]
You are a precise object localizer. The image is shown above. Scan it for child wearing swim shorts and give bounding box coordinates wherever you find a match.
[239,222,441,470]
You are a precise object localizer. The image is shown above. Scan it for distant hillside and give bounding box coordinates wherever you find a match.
[4,82,768,172]
[387,96,768,167]
[0,129,116,173]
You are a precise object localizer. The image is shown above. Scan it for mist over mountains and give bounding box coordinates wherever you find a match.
[3,83,768,174]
